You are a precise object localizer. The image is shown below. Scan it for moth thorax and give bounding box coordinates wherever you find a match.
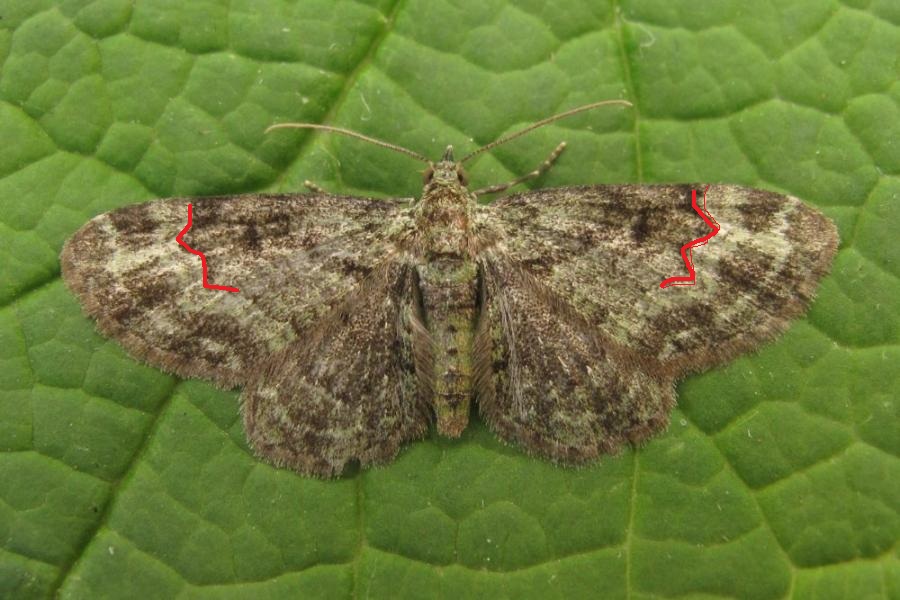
[417,188,473,257]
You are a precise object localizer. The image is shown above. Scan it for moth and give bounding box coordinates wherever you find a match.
[61,101,838,477]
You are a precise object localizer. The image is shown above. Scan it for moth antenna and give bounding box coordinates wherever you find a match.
[265,122,431,164]
[459,99,633,163]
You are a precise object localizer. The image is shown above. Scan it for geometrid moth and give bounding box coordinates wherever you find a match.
[62,101,838,477]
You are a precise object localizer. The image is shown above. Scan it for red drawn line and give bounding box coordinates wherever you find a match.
[659,185,720,288]
[176,203,240,293]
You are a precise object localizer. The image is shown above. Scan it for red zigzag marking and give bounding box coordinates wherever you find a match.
[659,185,720,288]
[175,203,240,293]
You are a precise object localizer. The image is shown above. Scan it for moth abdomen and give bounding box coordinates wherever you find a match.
[417,258,479,437]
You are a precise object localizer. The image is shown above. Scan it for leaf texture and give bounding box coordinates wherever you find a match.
[0,1,897,598]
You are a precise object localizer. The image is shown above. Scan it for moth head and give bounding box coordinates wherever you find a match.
[422,146,469,189]
[263,100,632,198]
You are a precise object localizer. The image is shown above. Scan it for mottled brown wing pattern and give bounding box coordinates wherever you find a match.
[472,184,837,459]
[474,255,675,463]
[476,184,838,378]
[241,260,433,477]
[61,194,413,388]
[62,176,838,476]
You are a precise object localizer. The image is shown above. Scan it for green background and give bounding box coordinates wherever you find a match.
[1,0,898,598]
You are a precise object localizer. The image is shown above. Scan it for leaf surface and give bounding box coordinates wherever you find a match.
[1,1,898,598]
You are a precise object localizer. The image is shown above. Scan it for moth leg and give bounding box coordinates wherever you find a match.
[303,180,328,194]
[471,141,567,196]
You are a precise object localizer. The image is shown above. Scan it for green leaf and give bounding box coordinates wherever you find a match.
[1,1,897,598]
